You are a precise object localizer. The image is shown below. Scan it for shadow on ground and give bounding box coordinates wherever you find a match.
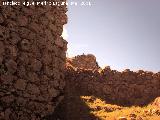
[45,69,160,120]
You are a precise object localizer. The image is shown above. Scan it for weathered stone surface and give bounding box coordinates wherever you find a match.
[0,1,67,119]
[67,54,100,71]
[27,72,40,84]
[18,27,30,38]
[49,23,57,33]
[5,45,17,58]
[14,79,27,91]
[20,39,30,51]
[29,22,43,34]
[27,84,40,95]
[0,41,4,55]
[29,59,42,72]
[45,29,54,42]
[44,65,54,77]
[17,15,28,26]
[10,31,21,45]
[4,108,12,120]
[152,97,160,108]
[5,59,17,74]
[0,13,4,23]
[1,95,15,105]
[0,56,3,65]
[1,74,14,85]
[48,87,60,98]
[55,37,64,48]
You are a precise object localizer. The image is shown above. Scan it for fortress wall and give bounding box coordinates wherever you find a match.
[0,0,67,119]
[66,55,160,106]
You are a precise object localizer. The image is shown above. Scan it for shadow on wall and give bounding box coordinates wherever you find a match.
[46,70,99,120]
[48,66,160,120]
[45,97,98,120]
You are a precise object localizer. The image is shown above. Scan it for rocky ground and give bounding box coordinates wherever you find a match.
[81,96,160,120]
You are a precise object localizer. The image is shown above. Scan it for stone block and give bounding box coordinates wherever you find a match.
[14,79,27,91]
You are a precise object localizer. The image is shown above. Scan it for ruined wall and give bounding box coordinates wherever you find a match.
[66,55,160,106]
[66,54,100,71]
[0,0,67,119]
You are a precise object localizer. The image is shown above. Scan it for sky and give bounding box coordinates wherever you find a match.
[65,0,160,72]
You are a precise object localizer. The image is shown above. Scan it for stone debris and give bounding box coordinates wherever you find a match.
[152,97,160,108]
[129,113,137,119]
[118,117,127,120]
[0,1,67,119]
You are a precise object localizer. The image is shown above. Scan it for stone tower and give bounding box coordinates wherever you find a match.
[0,0,67,119]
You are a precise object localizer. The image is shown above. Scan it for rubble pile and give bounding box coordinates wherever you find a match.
[152,97,160,108]
[67,54,100,71]
[66,54,160,106]
[0,1,67,119]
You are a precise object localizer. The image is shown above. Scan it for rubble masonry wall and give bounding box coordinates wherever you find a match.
[0,0,67,119]
[66,55,160,106]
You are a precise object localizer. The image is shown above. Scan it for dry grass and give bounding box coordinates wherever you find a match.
[81,96,160,120]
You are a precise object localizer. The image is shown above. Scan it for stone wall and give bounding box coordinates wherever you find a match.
[66,54,100,71]
[0,0,67,119]
[66,55,160,106]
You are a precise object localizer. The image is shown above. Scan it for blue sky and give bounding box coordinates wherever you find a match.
[66,0,160,72]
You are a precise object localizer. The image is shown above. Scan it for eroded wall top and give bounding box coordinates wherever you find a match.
[66,54,160,106]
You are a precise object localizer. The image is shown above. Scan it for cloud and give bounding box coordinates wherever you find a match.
[62,26,69,40]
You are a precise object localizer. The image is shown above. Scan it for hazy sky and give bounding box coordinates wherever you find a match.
[66,0,160,72]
